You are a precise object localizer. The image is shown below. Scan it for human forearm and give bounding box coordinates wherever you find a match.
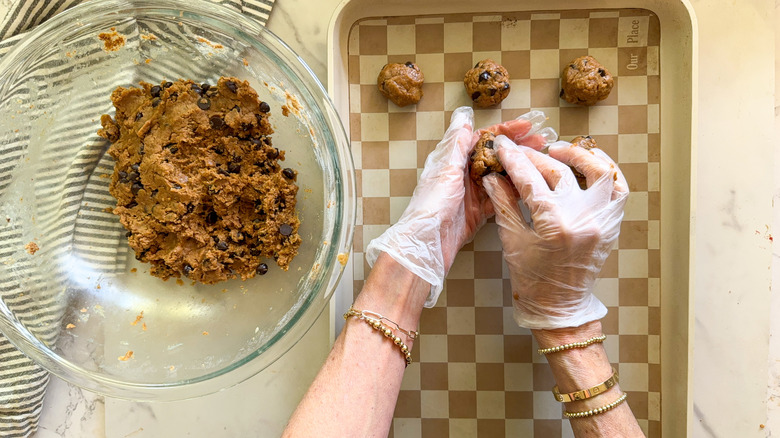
[282,252,429,438]
[533,321,645,437]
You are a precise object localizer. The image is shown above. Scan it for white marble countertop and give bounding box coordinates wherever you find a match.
[25,0,780,436]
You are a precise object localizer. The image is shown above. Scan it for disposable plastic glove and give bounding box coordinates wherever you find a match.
[483,137,629,329]
[366,108,556,307]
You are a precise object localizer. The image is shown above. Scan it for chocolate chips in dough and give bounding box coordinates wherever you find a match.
[98,77,301,284]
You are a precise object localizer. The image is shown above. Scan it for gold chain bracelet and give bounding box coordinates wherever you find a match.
[537,334,607,355]
[343,307,417,366]
[564,392,628,419]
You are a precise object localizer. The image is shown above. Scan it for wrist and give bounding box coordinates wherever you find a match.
[352,252,429,339]
[532,321,612,394]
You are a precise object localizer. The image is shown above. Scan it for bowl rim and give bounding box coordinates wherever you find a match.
[0,0,356,400]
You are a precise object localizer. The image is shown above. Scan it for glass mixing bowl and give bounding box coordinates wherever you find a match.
[0,0,354,400]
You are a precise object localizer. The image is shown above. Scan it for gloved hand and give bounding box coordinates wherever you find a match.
[483,137,629,329]
[366,107,556,307]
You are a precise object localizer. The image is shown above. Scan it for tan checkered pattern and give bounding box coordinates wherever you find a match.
[348,9,661,438]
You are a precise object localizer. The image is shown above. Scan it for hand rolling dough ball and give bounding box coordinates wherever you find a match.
[464,59,511,108]
[376,61,424,107]
[469,132,504,183]
[560,55,613,106]
[569,135,597,189]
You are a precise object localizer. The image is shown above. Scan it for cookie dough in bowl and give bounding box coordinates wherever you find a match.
[0,0,355,401]
[99,77,301,285]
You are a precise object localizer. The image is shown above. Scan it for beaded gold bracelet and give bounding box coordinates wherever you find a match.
[553,367,619,402]
[537,334,607,355]
[564,392,628,419]
[343,307,418,366]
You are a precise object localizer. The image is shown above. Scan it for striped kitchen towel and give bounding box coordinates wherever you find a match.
[0,1,276,436]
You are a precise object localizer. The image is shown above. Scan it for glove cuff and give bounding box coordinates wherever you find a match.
[512,294,608,330]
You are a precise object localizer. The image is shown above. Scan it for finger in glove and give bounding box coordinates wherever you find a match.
[548,141,629,200]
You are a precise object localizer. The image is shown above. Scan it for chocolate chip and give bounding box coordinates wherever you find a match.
[169,91,178,100]
[474,62,481,68]
[131,182,143,194]
[479,71,490,82]
[256,263,268,275]
[191,83,202,95]
[131,163,139,171]
[503,83,510,90]
[152,98,161,107]
[186,203,195,213]
[485,140,494,149]
[163,81,173,88]
[151,189,158,197]
[559,89,565,98]
[216,241,228,251]
[118,171,128,181]
[173,184,182,190]
[489,88,497,96]
[405,61,415,68]
[197,98,211,110]
[282,168,295,179]
[125,231,132,237]
[170,146,178,154]
[214,145,224,155]
[209,115,224,129]
[126,201,138,208]
[201,83,211,92]
[228,162,241,174]
[279,224,293,236]
[128,171,139,181]
[471,91,481,101]
[598,68,606,77]
[135,112,143,121]
[225,80,238,93]
[267,148,279,159]
[258,101,270,113]
[150,85,162,98]
[585,135,592,139]
[206,211,218,224]
[570,64,576,69]
[232,105,241,112]
[139,145,145,154]
[218,167,229,176]
[232,154,241,163]
[183,264,193,276]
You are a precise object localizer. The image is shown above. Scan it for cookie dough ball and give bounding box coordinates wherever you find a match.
[570,135,597,189]
[560,56,613,106]
[377,62,424,107]
[464,59,511,108]
[469,132,504,183]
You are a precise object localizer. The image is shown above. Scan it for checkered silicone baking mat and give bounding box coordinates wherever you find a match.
[347,9,661,437]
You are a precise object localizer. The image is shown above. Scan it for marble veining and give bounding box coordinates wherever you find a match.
[693,404,719,438]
